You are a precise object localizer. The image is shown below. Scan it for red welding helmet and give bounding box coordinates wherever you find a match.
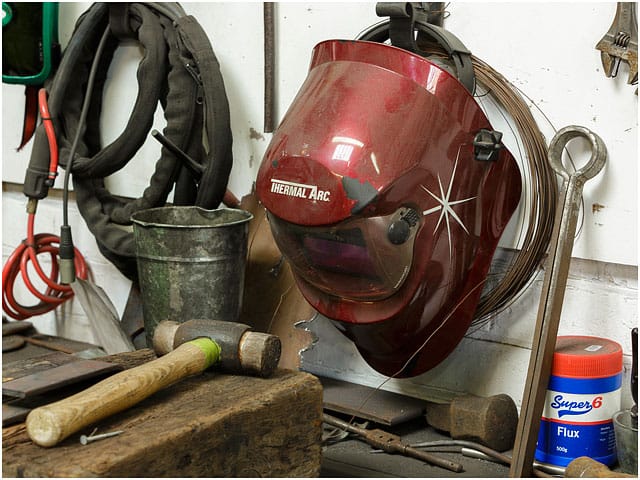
[256,40,522,377]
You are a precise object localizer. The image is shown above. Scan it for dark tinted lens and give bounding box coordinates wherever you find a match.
[269,210,418,301]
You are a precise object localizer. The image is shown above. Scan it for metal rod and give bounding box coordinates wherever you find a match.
[151,129,204,177]
[22,336,76,354]
[263,2,276,133]
[509,127,606,477]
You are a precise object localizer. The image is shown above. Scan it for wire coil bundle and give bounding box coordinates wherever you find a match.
[471,55,557,322]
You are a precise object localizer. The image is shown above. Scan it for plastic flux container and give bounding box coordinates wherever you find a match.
[535,336,623,467]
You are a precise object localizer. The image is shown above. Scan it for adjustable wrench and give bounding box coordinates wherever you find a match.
[510,126,607,477]
[595,2,638,84]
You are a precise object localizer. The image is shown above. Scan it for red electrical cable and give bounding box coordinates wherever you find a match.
[2,214,88,320]
[38,88,59,182]
[2,89,88,320]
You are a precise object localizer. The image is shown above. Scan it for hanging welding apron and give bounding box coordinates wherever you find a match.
[25,2,232,280]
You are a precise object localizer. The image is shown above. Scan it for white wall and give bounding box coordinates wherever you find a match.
[2,3,637,406]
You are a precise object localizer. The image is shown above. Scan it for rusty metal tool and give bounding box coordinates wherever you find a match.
[509,126,607,477]
[399,439,560,476]
[3,359,122,399]
[323,412,464,473]
[595,2,638,84]
[9,335,77,354]
[2,352,123,426]
[25,319,281,447]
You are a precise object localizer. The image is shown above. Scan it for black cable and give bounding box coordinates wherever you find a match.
[56,25,111,285]
[62,25,110,227]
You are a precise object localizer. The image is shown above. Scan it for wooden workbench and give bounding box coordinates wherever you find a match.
[2,350,323,477]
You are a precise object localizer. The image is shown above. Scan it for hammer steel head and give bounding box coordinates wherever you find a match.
[153,319,282,377]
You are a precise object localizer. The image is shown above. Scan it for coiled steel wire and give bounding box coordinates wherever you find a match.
[471,54,558,322]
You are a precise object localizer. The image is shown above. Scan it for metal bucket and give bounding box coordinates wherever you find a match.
[131,206,253,346]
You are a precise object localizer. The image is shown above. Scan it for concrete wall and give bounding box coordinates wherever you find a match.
[2,3,637,408]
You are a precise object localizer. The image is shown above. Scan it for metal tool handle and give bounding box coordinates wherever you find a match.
[632,327,638,407]
[509,125,607,477]
[322,413,464,473]
[547,125,607,182]
[25,340,219,447]
[401,444,464,473]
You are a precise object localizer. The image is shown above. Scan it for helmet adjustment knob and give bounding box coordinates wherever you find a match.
[388,220,411,244]
[388,208,420,244]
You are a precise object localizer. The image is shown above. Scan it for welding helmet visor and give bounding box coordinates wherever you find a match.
[268,206,419,301]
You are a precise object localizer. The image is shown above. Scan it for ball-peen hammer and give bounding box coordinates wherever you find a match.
[26,319,281,447]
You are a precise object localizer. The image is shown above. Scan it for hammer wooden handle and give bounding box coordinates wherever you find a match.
[26,339,219,447]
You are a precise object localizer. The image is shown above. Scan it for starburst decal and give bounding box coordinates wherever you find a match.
[420,157,476,259]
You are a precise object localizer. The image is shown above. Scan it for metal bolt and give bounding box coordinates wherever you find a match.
[79,429,124,445]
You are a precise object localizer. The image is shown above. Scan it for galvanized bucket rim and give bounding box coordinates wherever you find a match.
[131,206,253,229]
